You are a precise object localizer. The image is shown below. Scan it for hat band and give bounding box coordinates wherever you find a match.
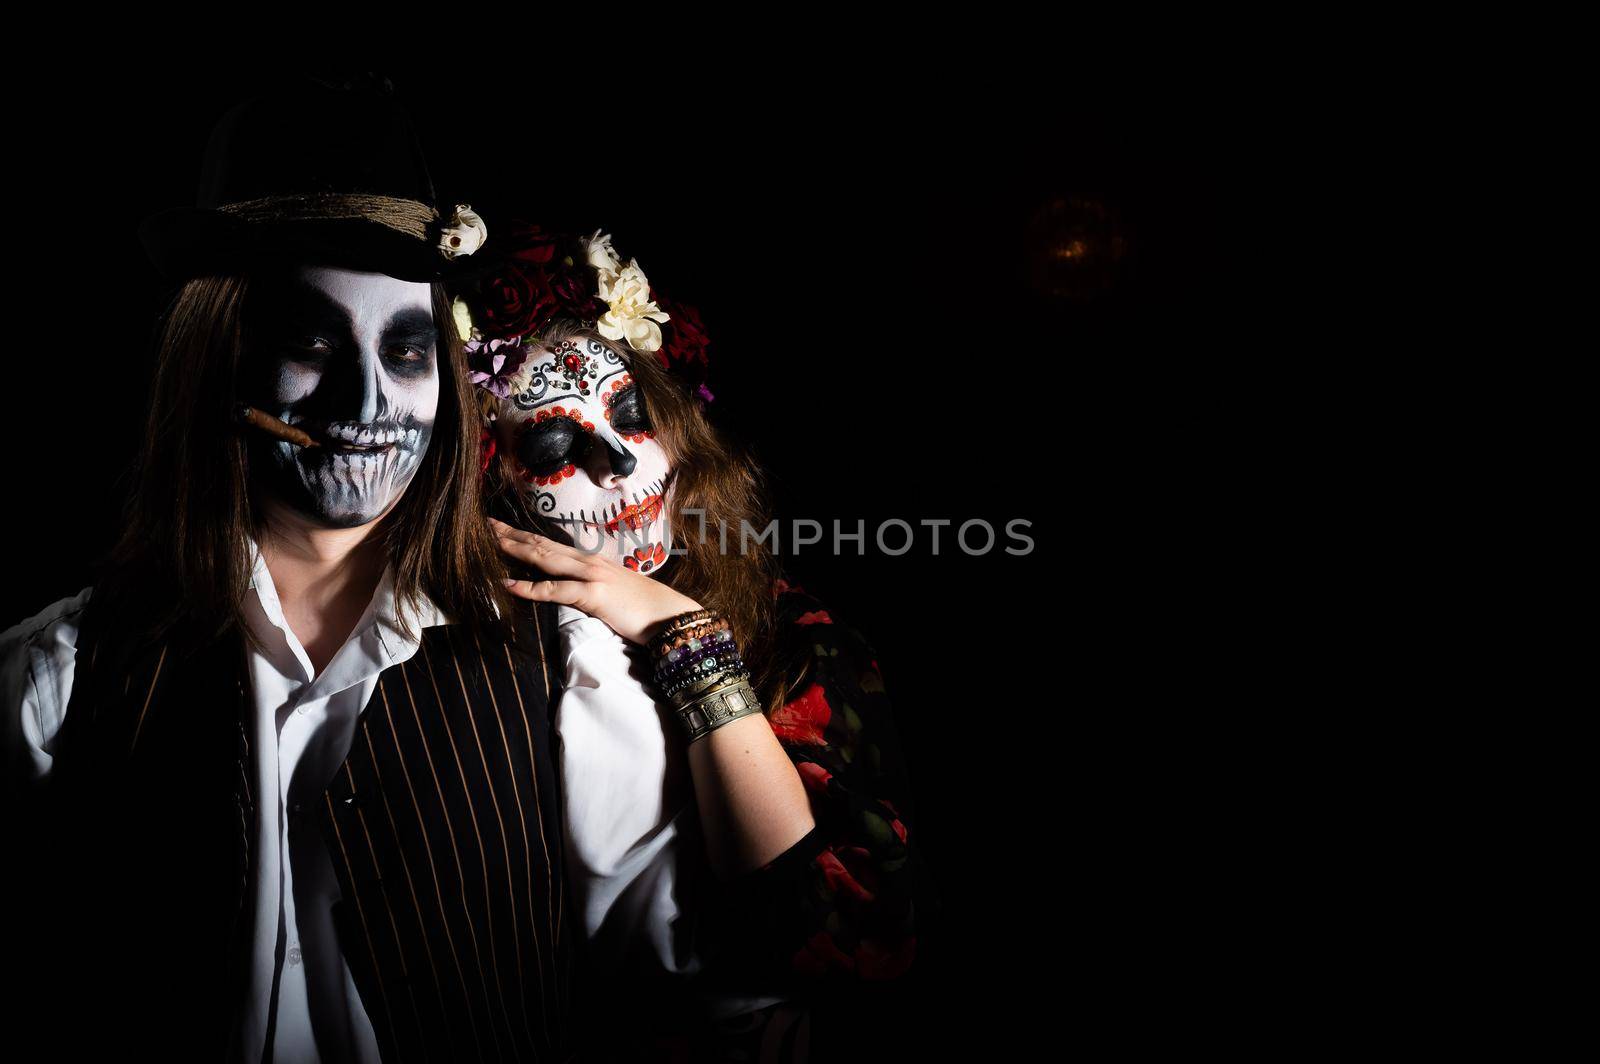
[216,193,439,242]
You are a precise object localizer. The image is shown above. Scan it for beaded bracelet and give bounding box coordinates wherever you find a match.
[652,616,737,689]
[663,664,747,705]
[659,625,734,663]
[648,609,719,657]
[660,645,742,691]
[656,631,738,689]
[654,619,732,662]
[661,656,747,703]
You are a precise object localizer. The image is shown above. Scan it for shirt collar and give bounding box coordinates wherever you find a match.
[244,533,455,661]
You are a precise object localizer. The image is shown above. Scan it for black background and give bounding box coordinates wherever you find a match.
[5,64,1243,1056]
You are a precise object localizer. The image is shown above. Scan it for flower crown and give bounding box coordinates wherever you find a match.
[450,224,713,412]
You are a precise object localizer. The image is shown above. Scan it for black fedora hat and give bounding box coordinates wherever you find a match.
[138,74,483,284]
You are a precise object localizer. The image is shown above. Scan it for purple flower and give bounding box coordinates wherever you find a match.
[466,337,528,398]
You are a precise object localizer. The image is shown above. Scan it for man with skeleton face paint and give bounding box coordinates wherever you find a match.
[1,77,578,1063]
[244,265,440,529]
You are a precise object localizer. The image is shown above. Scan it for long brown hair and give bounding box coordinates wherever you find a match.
[485,320,804,713]
[98,272,517,652]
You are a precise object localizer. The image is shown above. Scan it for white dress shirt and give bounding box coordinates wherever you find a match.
[553,603,788,1019]
[1,538,448,1063]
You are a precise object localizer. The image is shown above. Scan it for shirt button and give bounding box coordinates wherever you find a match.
[287,945,302,967]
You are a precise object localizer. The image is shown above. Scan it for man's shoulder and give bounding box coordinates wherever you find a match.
[2,587,95,662]
[3,587,94,787]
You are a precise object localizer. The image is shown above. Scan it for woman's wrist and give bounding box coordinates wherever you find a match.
[649,606,762,742]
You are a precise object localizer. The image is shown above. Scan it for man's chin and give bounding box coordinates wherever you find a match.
[311,508,386,530]
[269,486,397,531]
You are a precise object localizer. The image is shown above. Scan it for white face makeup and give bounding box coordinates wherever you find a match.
[496,335,674,573]
[243,265,439,528]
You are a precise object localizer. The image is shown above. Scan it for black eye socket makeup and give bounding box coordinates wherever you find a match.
[607,386,651,433]
[379,308,438,378]
[249,279,435,377]
[516,415,594,476]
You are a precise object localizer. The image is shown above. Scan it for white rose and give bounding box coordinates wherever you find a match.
[582,229,623,275]
[450,297,477,343]
[596,258,670,354]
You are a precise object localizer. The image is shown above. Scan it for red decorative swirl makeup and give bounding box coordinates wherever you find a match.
[527,463,576,487]
[535,405,594,432]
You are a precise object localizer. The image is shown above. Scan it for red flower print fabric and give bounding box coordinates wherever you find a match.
[696,578,930,999]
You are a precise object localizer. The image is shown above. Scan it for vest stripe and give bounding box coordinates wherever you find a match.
[362,708,459,1053]
[344,759,434,1061]
[522,608,571,1025]
[325,787,404,1057]
[128,643,168,753]
[531,604,550,699]
[380,674,488,1060]
[521,605,562,965]
[416,639,520,1059]
[437,628,539,1056]
[395,657,507,1062]
[467,629,552,1048]
[494,637,558,973]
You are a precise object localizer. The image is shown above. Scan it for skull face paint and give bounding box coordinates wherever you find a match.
[242,265,439,528]
[497,335,674,573]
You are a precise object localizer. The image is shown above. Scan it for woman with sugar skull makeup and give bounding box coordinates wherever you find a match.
[452,225,935,1061]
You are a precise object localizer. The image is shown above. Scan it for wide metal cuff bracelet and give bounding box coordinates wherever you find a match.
[675,678,763,743]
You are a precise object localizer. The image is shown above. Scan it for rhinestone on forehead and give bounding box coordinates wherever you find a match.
[550,338,599,397]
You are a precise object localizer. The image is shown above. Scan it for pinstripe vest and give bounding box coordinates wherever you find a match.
[46,590,579,1063]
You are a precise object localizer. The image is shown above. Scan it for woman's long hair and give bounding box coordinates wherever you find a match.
[98,272,517,653]
[486,319,805,714]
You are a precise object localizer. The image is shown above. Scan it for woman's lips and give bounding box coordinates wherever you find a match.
[605,493,664,534]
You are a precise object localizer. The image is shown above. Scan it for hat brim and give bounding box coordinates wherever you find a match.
[139,206,463,285]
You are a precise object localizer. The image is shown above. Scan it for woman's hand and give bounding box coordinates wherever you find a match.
[491,517,703,646]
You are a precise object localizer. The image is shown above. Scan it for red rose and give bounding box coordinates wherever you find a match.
[478,264,559,340]
[499,221,560,266]
[548,260,601,321]
[653,290,710,373]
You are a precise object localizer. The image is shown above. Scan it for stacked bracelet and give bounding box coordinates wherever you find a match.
[653,616,730,660]
[659,638,743,698]
[672,675,763,744]
[650,608,764,742]
[649,610,715,654]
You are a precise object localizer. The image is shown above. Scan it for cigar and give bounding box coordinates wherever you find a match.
[233,404,320,449]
